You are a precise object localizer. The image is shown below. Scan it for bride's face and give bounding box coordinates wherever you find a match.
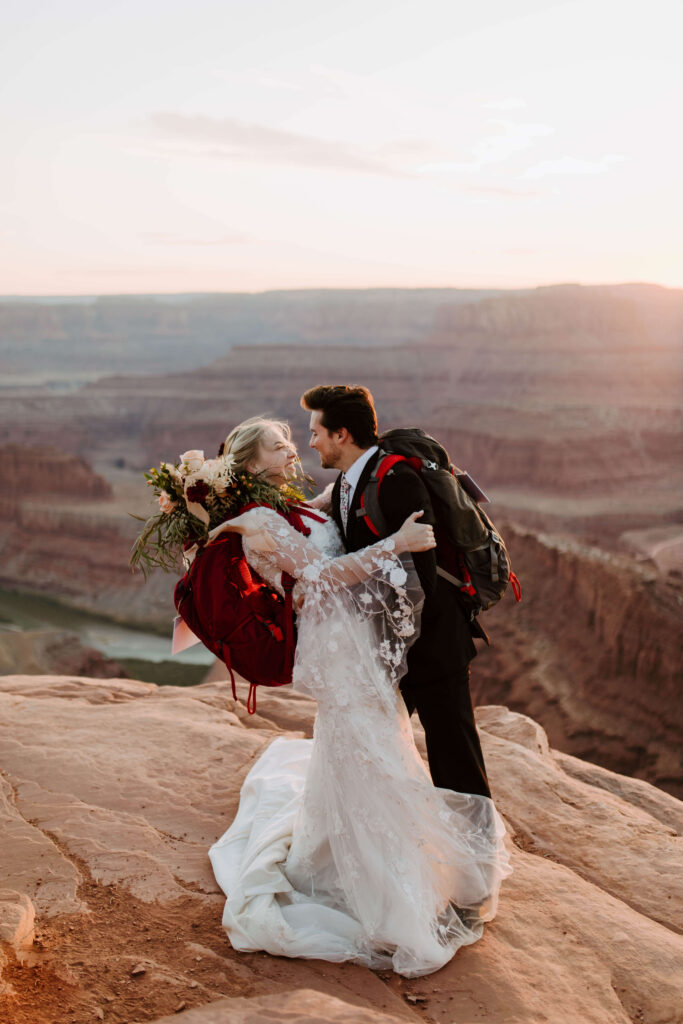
[250,426,298,486]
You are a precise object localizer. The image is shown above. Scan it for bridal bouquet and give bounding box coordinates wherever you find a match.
[130,448,308,576]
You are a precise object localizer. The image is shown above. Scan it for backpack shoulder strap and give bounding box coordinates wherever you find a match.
[284,504,326,536]
[356,452,407,537]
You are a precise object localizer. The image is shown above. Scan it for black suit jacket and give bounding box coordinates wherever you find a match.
[332,453,476,688]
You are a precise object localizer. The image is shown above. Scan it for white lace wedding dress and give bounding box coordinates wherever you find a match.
[208,508,511,977]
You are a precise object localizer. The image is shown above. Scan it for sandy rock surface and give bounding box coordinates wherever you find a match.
[154,987,413,1023]
[0,675,681,1024]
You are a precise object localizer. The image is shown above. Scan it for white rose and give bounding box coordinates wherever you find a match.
[179,449,204,473]
[158,491,177,514]
[161,462,183,487]
[212,455,235,495]
[193,463,214,485]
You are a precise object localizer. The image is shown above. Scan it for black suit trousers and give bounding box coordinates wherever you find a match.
[400,669,491,798]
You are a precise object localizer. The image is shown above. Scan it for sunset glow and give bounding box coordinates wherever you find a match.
[1,0,681,294]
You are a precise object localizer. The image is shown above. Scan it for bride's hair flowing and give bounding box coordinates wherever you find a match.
[129,418,311,576]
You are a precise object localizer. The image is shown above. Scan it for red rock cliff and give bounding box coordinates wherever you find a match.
[474,523,683,796]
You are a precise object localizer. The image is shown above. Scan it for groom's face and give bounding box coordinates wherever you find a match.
[309,411,343,469]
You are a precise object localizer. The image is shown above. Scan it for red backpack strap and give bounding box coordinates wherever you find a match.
[288,504,327,525]
[357,453,406,537]
[222,644,238,703]
[375,453,406,482]
[240,500,325,539]
[238,500,274,516]
[283,506,326,536]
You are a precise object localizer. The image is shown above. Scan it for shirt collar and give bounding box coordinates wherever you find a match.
[343,445,379,491]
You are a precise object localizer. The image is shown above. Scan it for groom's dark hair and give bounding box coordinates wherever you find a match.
[301,385,378,449]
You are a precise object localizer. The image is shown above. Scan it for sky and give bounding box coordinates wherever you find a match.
[1,0,681,295]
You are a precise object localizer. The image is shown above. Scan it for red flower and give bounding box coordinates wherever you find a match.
[186,480,209,503]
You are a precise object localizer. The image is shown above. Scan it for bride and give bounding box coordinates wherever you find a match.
[205,417,511,978]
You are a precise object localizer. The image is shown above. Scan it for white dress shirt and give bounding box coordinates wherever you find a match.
[342,445,379,509]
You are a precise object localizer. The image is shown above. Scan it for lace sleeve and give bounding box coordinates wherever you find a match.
[238,507,424,701]
[238,507,403,590]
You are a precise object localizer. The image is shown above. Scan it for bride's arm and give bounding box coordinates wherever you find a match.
[211,507,433,589]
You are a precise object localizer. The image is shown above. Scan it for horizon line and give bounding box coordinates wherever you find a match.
[0,280,680,302]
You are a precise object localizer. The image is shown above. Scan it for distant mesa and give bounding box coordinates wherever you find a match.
[4,445,112,500]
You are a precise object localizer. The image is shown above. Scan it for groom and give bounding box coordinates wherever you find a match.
[301,384,491,799]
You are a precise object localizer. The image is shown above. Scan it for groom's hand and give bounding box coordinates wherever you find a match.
[307,481,334,513]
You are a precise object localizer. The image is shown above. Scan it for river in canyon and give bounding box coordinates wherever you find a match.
[0,588,214,685]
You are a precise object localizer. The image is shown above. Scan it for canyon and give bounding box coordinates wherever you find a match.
[0,283,681,797]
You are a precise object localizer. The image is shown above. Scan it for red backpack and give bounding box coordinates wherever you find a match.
[173,503,325,713]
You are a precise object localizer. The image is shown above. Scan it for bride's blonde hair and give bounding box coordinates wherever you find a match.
[221,416,293,475]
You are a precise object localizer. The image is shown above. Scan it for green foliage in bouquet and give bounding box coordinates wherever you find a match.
[130,453,310,578]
